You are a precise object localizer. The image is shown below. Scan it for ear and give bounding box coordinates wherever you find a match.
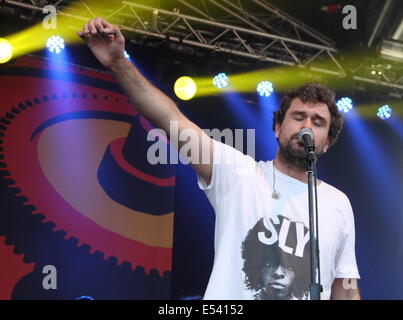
[324,137,330,153]
[274,122,280,139]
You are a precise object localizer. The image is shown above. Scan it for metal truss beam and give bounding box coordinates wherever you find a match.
[115,1,344,76]
[2,0,402,93]
[350,58,403,91]
[251,0,335,47]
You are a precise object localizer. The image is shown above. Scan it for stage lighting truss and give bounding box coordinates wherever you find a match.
[350,58,403,96]
[3,0,342,75]
[4,0,402,94]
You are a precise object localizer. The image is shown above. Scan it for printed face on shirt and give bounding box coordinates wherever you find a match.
[242,216,311,300]
[261,264,296,299]
[275,98,331,161]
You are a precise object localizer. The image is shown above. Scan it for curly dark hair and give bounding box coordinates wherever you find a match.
[272,83,343,147]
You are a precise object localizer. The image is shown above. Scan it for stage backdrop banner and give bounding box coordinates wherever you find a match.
[0,56,175,299]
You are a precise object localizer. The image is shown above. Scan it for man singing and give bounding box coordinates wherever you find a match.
[78,17,360,300]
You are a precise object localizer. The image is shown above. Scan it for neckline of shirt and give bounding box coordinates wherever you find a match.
[269,160,325,189]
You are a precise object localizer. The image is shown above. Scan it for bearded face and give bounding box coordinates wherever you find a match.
[275,98,331,170]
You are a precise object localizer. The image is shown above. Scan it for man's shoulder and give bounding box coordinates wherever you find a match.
[213,139,257,164]
[320,181,351,204]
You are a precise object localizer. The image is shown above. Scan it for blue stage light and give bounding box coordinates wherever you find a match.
[257,81,274,97]
[377,105,392,120]
[336,97,353,113]
[124,50,130,59]
[74,296,95,300]
[213,73,229,89]
[46,36,65,54]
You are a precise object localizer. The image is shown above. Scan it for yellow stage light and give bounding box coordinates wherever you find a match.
[0,38,13,64]
[174,76,197,100]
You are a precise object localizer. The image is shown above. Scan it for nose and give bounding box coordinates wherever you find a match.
[301,118,313,129]
[272,265,285,279]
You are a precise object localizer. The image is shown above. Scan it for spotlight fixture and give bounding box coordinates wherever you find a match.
[257,81,274,97]
[0,38,13,63]
[213,73,229,89]
[377,105,392,120]
[174,76,197,100]
[336,97,353,113]
[46,36,65,54]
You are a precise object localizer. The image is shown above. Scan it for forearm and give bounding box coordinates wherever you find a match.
[109,57,183,133]
[348,290,361,300]
[330,278,361,300]
[332,290,360,300]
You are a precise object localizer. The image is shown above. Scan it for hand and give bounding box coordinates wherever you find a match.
[77,17,126,69]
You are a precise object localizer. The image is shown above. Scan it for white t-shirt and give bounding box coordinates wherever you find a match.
[197,140,360,300]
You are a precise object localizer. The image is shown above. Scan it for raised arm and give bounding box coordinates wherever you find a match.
[77,17,213,184]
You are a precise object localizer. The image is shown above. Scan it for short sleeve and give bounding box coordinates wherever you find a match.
[334,197,360,279]
[196,139,257,209]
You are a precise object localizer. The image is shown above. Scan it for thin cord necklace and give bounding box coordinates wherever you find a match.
[272,161,281,199]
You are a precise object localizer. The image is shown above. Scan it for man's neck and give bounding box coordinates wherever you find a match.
[273,153,309,184]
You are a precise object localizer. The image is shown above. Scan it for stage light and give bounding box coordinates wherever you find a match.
[46,36,65,54]
[124,50,130,59]
[174,76,197,100]
[257,81,274,97]
[74,296,95,300]
[0,38,13,63]
[336,97,353,113]
[213,73,229,89]
[377,105,392,120]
